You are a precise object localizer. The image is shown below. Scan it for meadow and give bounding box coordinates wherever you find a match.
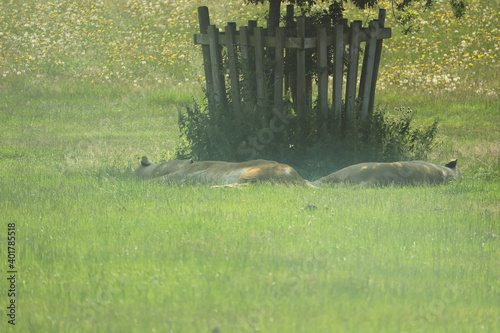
[0,0,499,332]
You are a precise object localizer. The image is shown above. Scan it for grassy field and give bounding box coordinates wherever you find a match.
[1,0,499,332]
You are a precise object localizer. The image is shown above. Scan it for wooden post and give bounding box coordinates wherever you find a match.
[247,20,257,78]
[368,9,387,116]
[345,20,361,124]
[284,5,294,94]
[198,7,213,99]
[359,20,378,119]
[317,26,328,122]
[332,23,344,129]
[239,25,251,106]
[208,25,226,108]
[240,26,250,60]
[240,21,258,112]
[296,16,306,116]
[225,22,241,128]
[254,26,265,110]
[274,27,285,118]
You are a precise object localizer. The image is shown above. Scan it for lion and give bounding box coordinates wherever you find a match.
[135,156,315,187]
[135,156,195,178]
[312,159,461,186]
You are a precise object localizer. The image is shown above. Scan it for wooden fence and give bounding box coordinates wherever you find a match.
[193,6,391,132]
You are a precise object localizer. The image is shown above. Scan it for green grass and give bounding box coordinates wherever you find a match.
[1,159,499,332]
[0,0,499,332]
[1,82,499,332]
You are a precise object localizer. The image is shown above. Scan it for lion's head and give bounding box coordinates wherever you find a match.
[135,156,194,178]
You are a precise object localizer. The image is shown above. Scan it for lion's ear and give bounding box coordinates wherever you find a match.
[141,156,152,167]
[445,159,458,169]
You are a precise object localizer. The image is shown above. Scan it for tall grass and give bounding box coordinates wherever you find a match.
[0,0,499,332]
[1,167,499,332]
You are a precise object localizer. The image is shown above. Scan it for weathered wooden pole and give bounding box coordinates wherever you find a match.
[254,26,265,111]
[225,22,241,129]
[368,9,387,116]
[284,5,294,95]
[273,27,285,118]
[332,22,344,130]
[198,7,213,102]
[317,26,329,122]
[345,20,361,124]
[296,16,306,117]
[207,25,227,108]
[359,19,378,119]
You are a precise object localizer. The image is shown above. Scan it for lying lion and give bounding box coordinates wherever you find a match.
[135,156,314,187]
[312,159,461,186]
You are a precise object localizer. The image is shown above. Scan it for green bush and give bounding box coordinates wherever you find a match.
[176,95,438,179]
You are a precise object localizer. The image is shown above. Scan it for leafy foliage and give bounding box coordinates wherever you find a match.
[246,0,468,34]
[176,94,439,179]
[449,0,467,19]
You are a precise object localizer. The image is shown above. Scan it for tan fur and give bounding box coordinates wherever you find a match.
[134,156,195,178]
[313,159,461,186]
[135,156,314,187]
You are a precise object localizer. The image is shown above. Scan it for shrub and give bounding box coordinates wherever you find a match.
[175,95,439,179]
